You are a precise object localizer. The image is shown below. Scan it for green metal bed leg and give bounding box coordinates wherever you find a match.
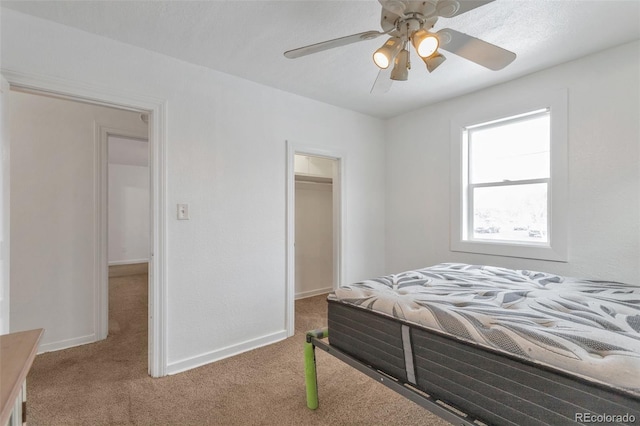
[304,339,319,409]
[305,328,328,410]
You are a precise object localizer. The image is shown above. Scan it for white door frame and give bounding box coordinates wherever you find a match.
[0,75,10,335]
[285,140,346,336]
[1,70,168,377]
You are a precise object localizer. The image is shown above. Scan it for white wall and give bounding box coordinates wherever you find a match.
[385,41,640,284]
[295,180,333,298]
[108,163,149,265]
[8,90,147,351]
[108,136,150,265]
[1,9,386,370]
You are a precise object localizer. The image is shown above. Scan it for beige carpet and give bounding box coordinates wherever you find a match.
[26,271,452,425]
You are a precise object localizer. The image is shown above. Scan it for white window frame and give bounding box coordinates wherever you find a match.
[450,89,568,262]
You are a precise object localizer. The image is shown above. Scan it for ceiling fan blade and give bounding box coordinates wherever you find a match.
[284,31,384,59]
[437,28,516,70]
[370,67,393,94]
[437,0,495,18]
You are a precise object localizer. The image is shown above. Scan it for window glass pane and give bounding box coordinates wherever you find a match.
[472,183,548,243]
[469,112,550,184]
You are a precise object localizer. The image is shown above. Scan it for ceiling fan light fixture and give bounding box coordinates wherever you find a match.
[422,52,446,72]
[373,37,402,69]
[412,29,439,58]
[283,1,516,89]
[390,49,409,81]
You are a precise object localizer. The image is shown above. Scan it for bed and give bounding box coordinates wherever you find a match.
[304,263,640,425]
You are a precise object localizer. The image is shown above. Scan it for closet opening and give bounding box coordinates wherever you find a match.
[285,143,344,337]
[294,154,336,299]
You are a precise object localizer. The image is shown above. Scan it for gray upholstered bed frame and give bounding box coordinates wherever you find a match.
[304,300,640,426]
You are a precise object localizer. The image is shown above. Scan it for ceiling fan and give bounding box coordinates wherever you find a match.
[284,0,516,92]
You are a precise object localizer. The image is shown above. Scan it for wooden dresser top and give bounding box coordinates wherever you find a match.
[0,329,43,425]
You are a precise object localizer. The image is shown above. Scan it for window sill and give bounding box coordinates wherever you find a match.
[451,239,568,262]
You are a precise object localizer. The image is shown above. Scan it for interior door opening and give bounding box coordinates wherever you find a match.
[286,142,345,336]
[294,154,336,300]
[6,84,160,374]
[105,133,150,356]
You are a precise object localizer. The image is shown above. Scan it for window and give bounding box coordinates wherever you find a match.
[466,109,550,243]
[450,90,568,261]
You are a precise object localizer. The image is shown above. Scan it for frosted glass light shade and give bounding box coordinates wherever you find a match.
[373,37,402,69]
[412,29,439,58]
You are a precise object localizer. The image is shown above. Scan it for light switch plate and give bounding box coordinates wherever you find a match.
[177,203,190,220]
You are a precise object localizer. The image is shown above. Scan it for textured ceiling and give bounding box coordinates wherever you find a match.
[2,0,639,118]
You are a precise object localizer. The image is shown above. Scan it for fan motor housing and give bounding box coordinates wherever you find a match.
[381,1,440,35]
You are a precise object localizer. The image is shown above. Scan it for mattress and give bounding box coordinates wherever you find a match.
[328,263,640,398]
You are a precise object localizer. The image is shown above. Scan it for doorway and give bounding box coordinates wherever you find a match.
[4,70,167,377]
[285,142,345,336]
[104,133,150,347]
[294,154,336,299]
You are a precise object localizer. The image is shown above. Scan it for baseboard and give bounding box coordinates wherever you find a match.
[109,262,148,277]
[37,333,97,354]
[166,330,288,376]
[108,259,149,266]
[295,286,333,300]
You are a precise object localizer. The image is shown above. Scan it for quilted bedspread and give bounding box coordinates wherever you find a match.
[328,263,640,397]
